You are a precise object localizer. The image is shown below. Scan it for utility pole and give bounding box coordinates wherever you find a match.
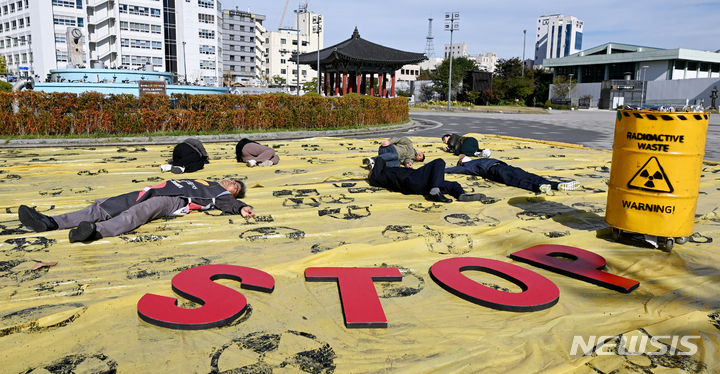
[182,41,187,84]
[313,14,322,94]
[444,12,459,111]
[522,29,526,77]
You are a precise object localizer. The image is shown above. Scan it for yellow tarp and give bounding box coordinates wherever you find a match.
[1,134,719,373]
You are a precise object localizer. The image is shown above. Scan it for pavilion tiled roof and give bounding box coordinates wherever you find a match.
[295,27,426,68]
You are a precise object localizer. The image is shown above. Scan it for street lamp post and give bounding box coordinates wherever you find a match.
[522,29,526,77]
[182,41,187,84]
[313,14,322,94]
[640,65,649,107]
[444,11,460,111]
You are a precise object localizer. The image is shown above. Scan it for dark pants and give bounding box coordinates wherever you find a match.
[172,142,206,173]
[376,144,401,168]
[486,163,557,192]
[459,137,480,156]
[370,158,465,199]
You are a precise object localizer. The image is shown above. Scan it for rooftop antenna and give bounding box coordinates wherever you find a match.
[424,18,435,58]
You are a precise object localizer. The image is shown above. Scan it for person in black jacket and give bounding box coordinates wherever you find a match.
[367,157,484,203]
[161,138,210,174]
[18,179,254,243]
[445,156,579,193]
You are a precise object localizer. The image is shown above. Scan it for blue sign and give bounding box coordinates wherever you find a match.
[18,66,29,71]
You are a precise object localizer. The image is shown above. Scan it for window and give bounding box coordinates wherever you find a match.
[55,34,66,43]
[280,38,286,44]
[54,17,77,26]
[52,0,76,8]
[199,45,215,54]
[198,0,214,8]
[280,69,286,74]
[280,59,285,64]
[199,29,215,39]
[200,60,215,70]
[77,17,84,27]
[121,38,130,47]
[198,14,214,24]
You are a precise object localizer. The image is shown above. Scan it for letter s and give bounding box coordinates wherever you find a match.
[137,264,274,330]
[679,336,699,355]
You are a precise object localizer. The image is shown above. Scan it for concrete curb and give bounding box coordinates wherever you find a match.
[0,121,415,148]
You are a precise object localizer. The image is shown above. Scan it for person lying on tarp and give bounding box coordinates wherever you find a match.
[160,138,210,174]
[363,137,425,169]
[18,179,254,243]
[235,138,279,167]
[441,133,492,158]
[445,156,579,194]
[367,156,485,203]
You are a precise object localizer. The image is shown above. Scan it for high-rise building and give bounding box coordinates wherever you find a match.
[534,14,583,66]
[221,8,265,85]
[1,0,227,86]
[264,10,322,92]
[88,0,166,71]
[0,0,89,79]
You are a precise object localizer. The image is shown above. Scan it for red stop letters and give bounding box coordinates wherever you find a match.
[137,264,274,330]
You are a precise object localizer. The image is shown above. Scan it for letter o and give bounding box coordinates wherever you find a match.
[430,257,559,312]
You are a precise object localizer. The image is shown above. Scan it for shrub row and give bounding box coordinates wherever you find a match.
[0,92,409,136]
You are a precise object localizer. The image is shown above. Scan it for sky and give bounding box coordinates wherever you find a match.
[222,0,720,60]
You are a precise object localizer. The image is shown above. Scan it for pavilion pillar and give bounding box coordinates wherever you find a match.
[324,72,329,96]
[391,73,396,97]
[369,73,374,96]
[361,73,366,95]
[342,72,348,95]
[356,73,361,94]
[335,72,340,96]
[380,73,386,98]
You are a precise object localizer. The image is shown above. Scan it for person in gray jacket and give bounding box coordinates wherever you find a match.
[364,137,425,169]
[18,179,254,243]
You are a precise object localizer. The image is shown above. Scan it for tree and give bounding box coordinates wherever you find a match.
[430,57,478,101]
[302,77,318,93]
[270,75,286,87]
[492,58,535,104]
[0,55,6,75]
[551,75,574,102]
[529,68,553,106]
[417,68,432,80]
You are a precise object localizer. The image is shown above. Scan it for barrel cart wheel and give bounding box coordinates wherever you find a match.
[611,227,624,241]
[674,236,689,245]
[659,237,674,252]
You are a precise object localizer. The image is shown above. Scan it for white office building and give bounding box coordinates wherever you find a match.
[221,8,265,85]
[0,0,90,79]
[444,42,467,58]
[265,10,322,91]
[87,0,166,71]
[472,52,498,73]
[168,0,224,85]
[534,14,583,66]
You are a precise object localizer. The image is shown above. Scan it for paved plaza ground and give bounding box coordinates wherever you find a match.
[0,112,719,372]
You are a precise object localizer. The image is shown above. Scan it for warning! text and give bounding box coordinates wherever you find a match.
[621,200,675,214]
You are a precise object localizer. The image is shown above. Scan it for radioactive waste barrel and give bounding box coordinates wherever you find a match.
[606,110,709,238]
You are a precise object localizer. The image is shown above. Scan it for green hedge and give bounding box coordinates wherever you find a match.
[0,91,409,136]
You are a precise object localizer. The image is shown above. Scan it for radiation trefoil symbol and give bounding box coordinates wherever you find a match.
[627,156,674,193]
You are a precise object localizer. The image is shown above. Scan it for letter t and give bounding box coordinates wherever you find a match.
[305,267,402,328]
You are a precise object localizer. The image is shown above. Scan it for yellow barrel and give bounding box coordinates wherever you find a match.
[605,110,709,237]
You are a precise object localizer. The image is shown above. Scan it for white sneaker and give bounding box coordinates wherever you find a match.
[481,149,492,158]
[259,160,274,167]
[246,160,257,167]
[362,157,375,170]
[539,184,552,194]
[160,164,172,172]
[558,181,579,191]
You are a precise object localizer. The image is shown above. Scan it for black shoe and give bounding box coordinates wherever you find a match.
[458,193,487,202]
[18,205,58,232]
[69,221,100,243]
[427,193,452,203]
